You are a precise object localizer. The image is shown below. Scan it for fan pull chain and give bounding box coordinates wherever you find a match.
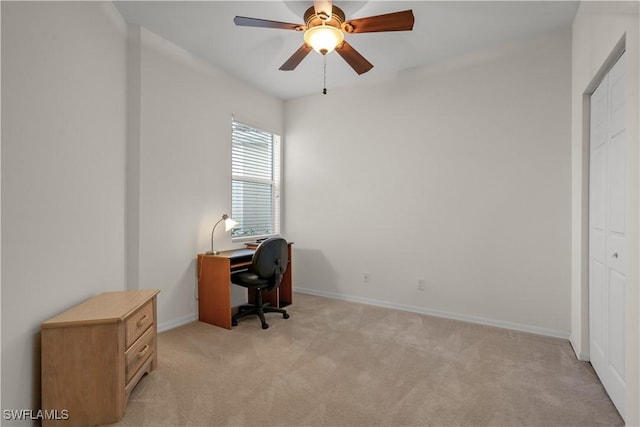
[322,55,327,95]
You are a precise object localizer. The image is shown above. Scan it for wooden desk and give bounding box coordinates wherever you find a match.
[197,243,293,329]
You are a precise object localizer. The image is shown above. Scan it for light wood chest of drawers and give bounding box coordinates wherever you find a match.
[41,289,160,426]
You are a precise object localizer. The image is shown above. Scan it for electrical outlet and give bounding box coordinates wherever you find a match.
[363,272,371,283]
[417,279,426,291]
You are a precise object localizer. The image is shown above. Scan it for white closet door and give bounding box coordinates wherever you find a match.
[589,51,626,419]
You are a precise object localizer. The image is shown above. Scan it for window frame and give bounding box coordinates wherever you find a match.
[230,119,281,242]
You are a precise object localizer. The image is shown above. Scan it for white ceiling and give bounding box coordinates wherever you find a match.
[114,1,578,100]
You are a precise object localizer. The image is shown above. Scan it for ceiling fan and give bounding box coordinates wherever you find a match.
[234,0,415,75]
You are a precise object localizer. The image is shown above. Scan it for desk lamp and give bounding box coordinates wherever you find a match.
[207,214,238,255]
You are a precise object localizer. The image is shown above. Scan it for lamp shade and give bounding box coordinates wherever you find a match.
[303,24,344,55]
[224,216,239,232]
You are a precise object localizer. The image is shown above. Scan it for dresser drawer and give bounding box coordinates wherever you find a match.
[125,300,154,348]
[125,326,155,384]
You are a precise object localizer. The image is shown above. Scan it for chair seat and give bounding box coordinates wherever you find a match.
[231,271,270,288]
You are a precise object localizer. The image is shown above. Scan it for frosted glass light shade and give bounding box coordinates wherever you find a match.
[303,25,344,55]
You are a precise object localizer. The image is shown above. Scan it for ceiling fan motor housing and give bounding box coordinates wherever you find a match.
[304,5,345,30]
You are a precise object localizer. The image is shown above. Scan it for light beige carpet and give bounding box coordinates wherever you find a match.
[116,293,623,427]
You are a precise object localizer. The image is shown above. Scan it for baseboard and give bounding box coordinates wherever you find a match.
[158,313,198,333]
[296,287,571,340]
[569,335,591,361]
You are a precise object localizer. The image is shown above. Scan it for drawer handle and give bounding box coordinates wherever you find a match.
[136,314,148,327]
[137,345,150,359]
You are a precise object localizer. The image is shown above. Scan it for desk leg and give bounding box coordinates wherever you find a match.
[260,288,279,308]
[250,259,292,308]
[197,255,232,330]
[279,244,293,306]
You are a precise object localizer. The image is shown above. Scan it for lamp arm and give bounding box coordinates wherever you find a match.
[210,218,224,253]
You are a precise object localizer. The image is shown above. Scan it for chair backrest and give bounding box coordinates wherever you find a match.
[251,237,289,289]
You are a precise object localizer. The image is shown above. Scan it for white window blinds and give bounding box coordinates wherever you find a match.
[231,120,281,239]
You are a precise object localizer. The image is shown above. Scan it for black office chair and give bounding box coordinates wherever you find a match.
[231,237,290,329]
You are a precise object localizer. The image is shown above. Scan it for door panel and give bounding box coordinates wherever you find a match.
[608,130,626,235]
[609,270,625,379]
[590,145,606,233]
[590,259,605,355]
[609,55,626,134]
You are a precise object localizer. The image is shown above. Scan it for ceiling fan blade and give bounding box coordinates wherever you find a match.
[344,10,414,33]
[279,44,313,71]
[335,41,373,75]
[234,16,303,31]
[314,0,333,21]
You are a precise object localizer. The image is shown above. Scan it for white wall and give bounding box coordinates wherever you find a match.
[130,27,284,329]
[570,1,640,424]
[285,29,572,337]
[1,1,127,420]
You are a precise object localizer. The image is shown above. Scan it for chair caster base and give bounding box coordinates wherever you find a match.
[230,298,289,329]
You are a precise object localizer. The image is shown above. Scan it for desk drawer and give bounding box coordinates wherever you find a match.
[125,301,154,348]
[125,326,155,384]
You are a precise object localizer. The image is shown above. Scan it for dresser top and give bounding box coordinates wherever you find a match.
[42,289,160,328]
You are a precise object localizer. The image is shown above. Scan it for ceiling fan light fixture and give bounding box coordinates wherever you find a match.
[303,24,344,55]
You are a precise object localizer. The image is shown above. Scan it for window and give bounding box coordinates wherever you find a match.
[231,120,281,240]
